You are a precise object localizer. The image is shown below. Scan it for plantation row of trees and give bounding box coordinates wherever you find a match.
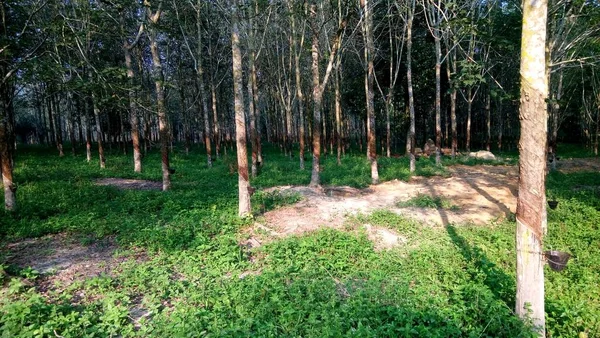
[1,0,599,208]
[1,0,597,335]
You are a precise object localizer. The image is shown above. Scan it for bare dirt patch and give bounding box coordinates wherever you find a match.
[96,178,162,190]
[1,233,144,293]
[250,164,519,249]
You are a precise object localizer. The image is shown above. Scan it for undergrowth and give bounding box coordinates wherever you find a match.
[397,193,460,210]
[0,144,598,337]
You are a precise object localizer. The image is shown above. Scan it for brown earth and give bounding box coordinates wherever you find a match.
[251,157,599,249]
[1,233,145,295]
[251,165,518,251]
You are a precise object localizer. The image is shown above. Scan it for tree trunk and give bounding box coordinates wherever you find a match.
[247,62,258,178]
[486,87,491,152]
[52,93,65,157]
[45,87,56,148]
[335,68,342,165]
[124,42,142,172]
[296,48,306,169]
[466,88,472,153]
[516,0,548,335]
[211,83,221,158]
[406,4,416,173]
[231,13,251,217]
[84,99,92,162]
[386,90,393,158]
[68,94,76,155]
[362,0,379,184]
[448,46,457,159]
[497,102,503,151]
[289,0,305,169]
[252,51,262,168]
[147,10,171,191]
[434,34,442,165]
[548,68,563,170]
[293,17,306,170]
[91,92,106,168]
[0,79,16,211]
[310,3,322,186]
[196,4,212,168]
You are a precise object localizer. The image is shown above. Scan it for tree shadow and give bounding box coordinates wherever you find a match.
[459,174,515,219]
[446,225,516,307]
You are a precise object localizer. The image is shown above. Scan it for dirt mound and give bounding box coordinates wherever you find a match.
[96,178,162,190]
[250,165,519,249]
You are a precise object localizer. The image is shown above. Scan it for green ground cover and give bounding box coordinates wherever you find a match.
[0,145,598,337]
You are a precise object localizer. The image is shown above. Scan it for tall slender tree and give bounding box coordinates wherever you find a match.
[231,1,251,217]
[361,0,379,184]
[146,0,171,191]
[121,8,144,173]
[515,0,549,334]
[309,1,345,186]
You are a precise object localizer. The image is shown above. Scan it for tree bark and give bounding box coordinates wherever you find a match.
[51,92,64,157]
[0,77,16,210]
[310,3,322,186]
[247,59,258,178]
[196,2,212,168]
[123,23,142,173]
[548,68,563,170]
[516,0,549,335]
[126,52,142,172]
[309,1,345,186]
[84,99,92,162]
[446,44,457,159]
[211,84,221,158]
[147,5,171,191]
[335,67,342,165]
[91,92,106,168]
[466,88,472,153]
[291,9,306,170]
[406,2,416,173]
[231,10,251,217]
[434,34,442,165]
[362,0,379,184]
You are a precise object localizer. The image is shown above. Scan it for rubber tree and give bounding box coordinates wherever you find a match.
[360,0,379,184]
[145,0,171,191]
[309,1,346,186]
[231,0,251,217]
[120,7,145,173]
[422,0,443,165]
[397,0,417,173]
[515,0,549,334]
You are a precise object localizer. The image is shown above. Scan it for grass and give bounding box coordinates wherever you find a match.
[0,143,598,337]
[397,193,460,210]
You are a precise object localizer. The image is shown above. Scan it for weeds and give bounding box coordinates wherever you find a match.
[0,144,598,337]
[397,193,460,210]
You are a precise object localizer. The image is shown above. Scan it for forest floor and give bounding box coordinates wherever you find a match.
[6,157,596,283]
[249,164,517,251]
[252,157,600,250]
[2,148,599,337]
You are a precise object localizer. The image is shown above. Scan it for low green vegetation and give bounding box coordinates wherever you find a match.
[1,145,598,337]
[397,193,460,210]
